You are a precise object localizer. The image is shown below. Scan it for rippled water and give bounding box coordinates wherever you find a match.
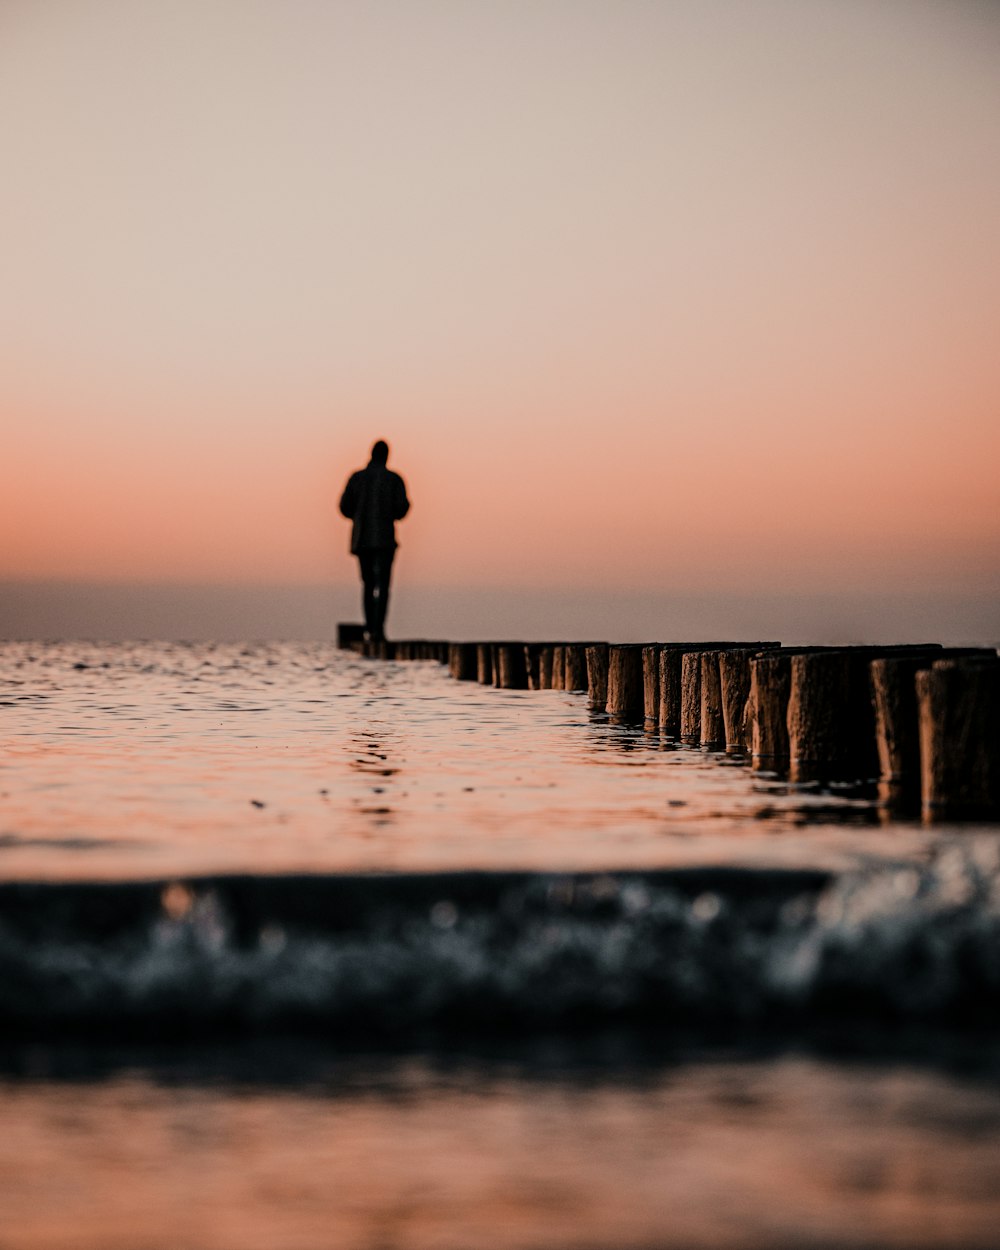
[3,1047,1000,1250]
[0,639,986,879]
[3,640,1000,1249]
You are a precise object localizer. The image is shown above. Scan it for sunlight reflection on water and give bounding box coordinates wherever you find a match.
[2,1050,1000,1250]
[0,639,991,880]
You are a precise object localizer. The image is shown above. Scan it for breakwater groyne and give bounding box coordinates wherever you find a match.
[338,626,1000,822]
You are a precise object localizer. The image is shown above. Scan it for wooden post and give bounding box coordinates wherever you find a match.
[497,643,528,690]
[750,647,854,775]
[871,649,990,810]
[476,643,494,685]
[551,645,566,691]
[870,652,935,809]
[661,644,736,741]
[658,648,683,739]
[719,649,753,753]
[917,656,1000,821]
[750,652,793,773]
[538,646,554,690]
[787,651,863,783]
[564,644,589,692]
[699,651,725,748]
[449,642,478,681]
[524,644,544,690]
[606,645,644,723]
[586,644,609,711]
[787,646,941,785]
[679,652,702,744]
[642,645,660,730]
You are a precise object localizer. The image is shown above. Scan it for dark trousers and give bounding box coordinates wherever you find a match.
[357,547,395,640]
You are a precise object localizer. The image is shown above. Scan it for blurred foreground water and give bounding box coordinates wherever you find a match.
[2,641,999,1249]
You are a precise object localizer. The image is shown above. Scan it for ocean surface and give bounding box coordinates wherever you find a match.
[2,640,999,1249]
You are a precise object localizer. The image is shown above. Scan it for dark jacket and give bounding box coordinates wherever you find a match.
[339,462,410,553]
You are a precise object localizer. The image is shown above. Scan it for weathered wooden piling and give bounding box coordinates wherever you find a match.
[606,645,645,723]
[750,646,859,773]
[551,645,566,691]
[449,642,479,681]
[871,655,917,804]
[699,651,725,748]
[787,652,860,782]
[657,643,765,741]
[347,627,999,818]
[564,644,589,692]
[524,644,544,690]
[642,646,660,729]
[871,648,991,809]
[496,643,529,689]
[476,643,495,685]
[679,652,703,744]
[658,648,684,739]
[719,650,753,753]
[787,645,943,785]
[917,655,1000,821]
[586,644,609,711]
[750,652,793,773]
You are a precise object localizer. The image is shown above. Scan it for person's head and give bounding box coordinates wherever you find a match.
[370,440,389,465]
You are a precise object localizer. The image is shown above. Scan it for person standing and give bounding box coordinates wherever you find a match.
[339,440,410,641]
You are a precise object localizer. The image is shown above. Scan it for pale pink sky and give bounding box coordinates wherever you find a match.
[2,0,998,637]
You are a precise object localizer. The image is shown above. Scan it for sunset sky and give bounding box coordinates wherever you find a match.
[2,0,998,640]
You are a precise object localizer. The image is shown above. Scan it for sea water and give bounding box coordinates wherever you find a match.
[2,640,999,1249]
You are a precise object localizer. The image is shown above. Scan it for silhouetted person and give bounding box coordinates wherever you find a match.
[339,440,410,641]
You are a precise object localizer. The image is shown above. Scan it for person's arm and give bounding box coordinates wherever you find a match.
[393,475,410,520]
[339,473,360,518]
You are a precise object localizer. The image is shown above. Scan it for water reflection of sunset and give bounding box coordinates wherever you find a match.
[3,1058,999,1249]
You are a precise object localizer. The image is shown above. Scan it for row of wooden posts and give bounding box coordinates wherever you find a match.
[337,626,999,822]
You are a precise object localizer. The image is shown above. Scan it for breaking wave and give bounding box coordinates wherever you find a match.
[1,842,999,1037]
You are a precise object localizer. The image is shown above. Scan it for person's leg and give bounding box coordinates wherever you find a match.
[369,548,395,640]
[357,552,378,638]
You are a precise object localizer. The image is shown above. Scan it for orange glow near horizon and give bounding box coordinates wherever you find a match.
[5,376,998,597]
